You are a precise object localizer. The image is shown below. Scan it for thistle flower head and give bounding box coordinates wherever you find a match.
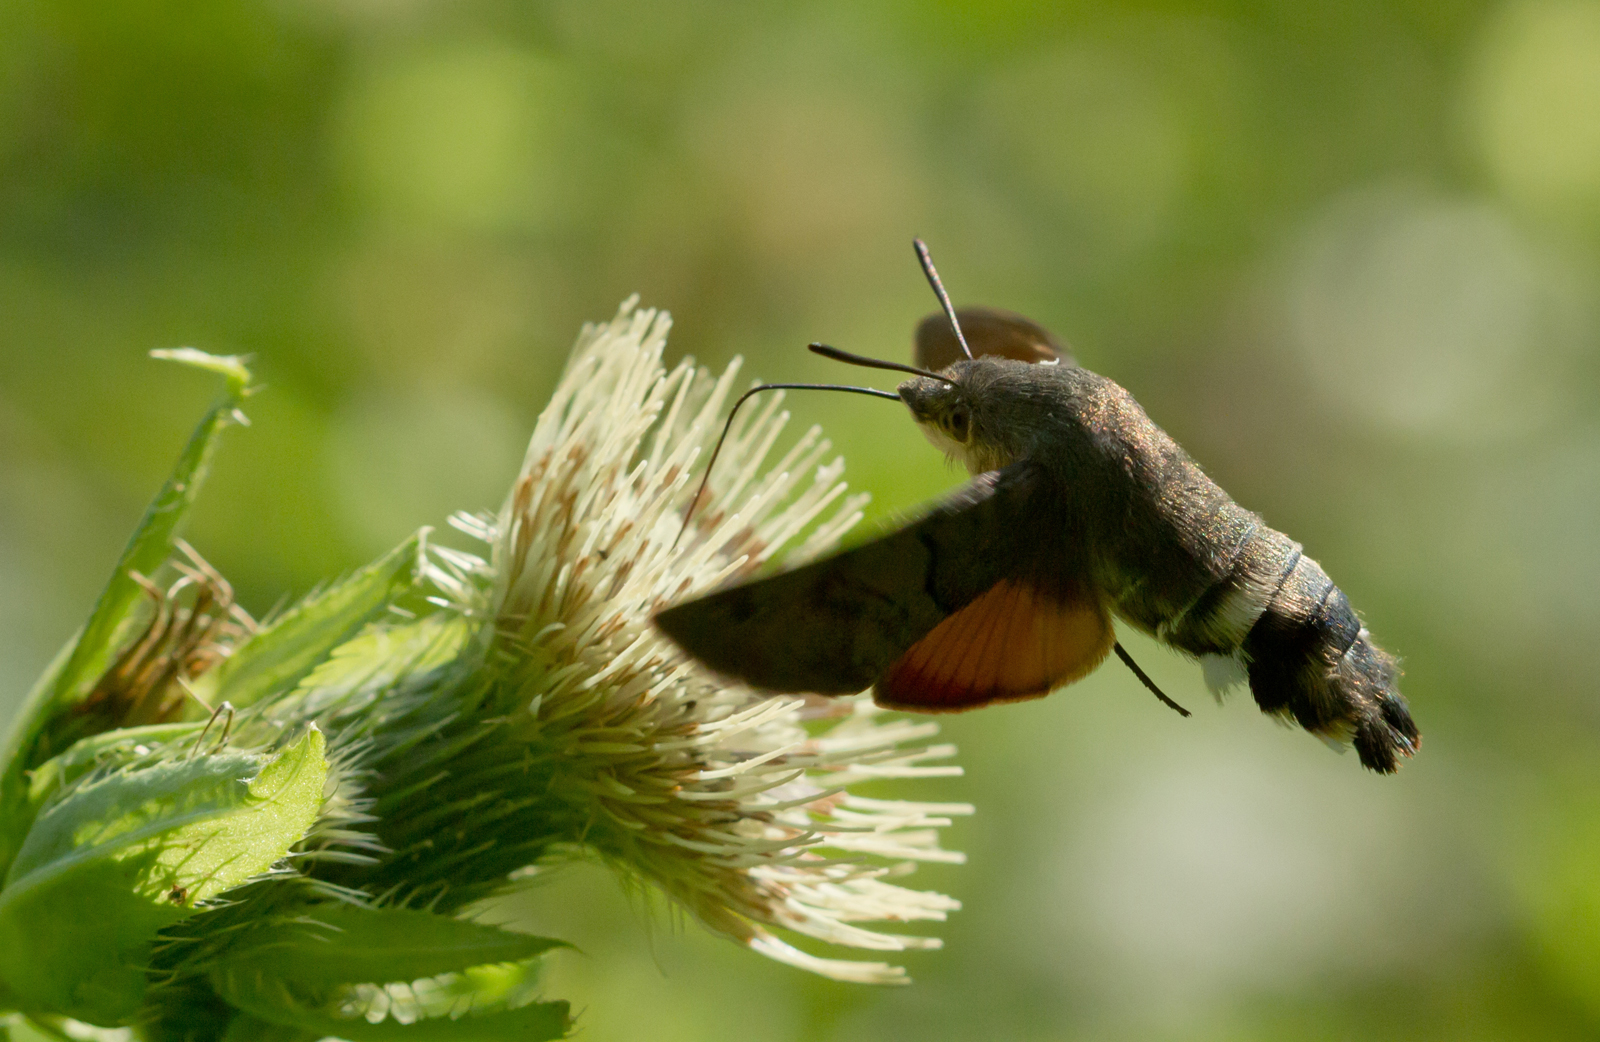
[0,304,975,1041]
[434,298,972,983]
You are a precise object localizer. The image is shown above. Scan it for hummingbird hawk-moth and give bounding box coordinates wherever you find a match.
[654,244,1419,774]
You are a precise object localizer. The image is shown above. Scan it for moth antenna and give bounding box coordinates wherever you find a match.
[808,343,955,384]
[674,382,900,551]
[913,238,973,361]
[1113,643,1191,718]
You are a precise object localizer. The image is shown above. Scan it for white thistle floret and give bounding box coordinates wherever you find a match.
[433,298,971,984]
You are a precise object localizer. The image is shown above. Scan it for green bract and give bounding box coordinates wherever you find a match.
[0,350,573,1040]
[0,728,327,1023]
[185,536,425,712]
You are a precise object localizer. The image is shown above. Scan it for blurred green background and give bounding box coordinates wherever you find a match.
[3,0,1600,1038]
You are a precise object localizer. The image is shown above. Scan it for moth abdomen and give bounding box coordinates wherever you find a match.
[1238,552,1417,773]
[1134,508,1416,773]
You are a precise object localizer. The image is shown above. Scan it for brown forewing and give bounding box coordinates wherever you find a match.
[653,461,1087,699]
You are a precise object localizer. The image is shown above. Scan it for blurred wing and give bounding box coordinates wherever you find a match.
[654,461,1063,696]
[875,578,1112,712]
[914,307,1071,372]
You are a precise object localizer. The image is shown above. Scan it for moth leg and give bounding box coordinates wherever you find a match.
[1111,642,1190,718]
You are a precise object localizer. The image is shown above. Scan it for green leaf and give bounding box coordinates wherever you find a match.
[217,1013,317,1042]
[147,349,252,391]
[293,1001,571,1042]
[167,727,329,902]
[14,1015,130,1042]
[24,723,201,812]
[50,349,253,734]
[0,351,253,875]
[218,973,570,1042]
[0,639,73,778]
[190,534,427,709]
[219,906,567,986]
[0,638,76,874]
[3,1015,72,1042]
[0,729,326,1024]
[211,907,571,1042]
[290,613,473,710]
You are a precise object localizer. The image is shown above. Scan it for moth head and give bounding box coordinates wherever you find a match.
[899,363,1011,473]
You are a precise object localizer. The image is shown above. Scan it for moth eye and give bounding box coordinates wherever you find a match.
[946,407,970,442]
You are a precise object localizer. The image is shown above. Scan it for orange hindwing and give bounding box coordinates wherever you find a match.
[875,579,1113,711]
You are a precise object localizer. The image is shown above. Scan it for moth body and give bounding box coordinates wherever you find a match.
[899,357,1417,772]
